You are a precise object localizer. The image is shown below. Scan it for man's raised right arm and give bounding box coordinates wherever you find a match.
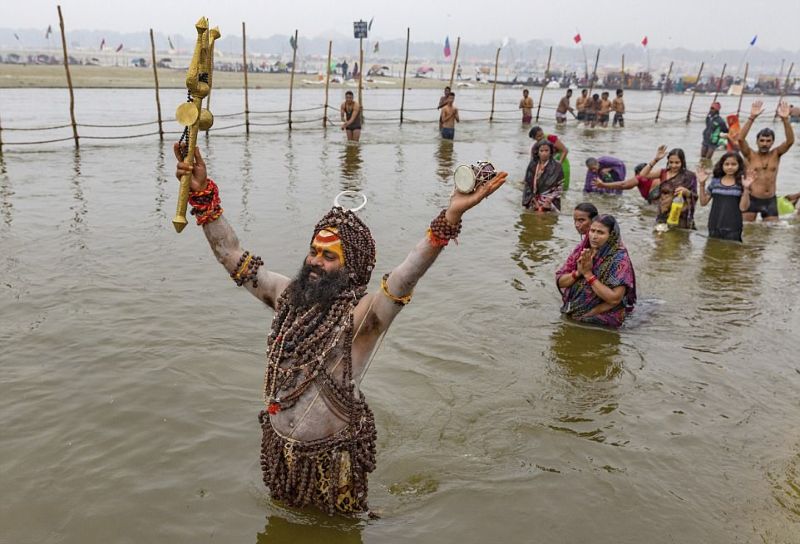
[174,143,290,310]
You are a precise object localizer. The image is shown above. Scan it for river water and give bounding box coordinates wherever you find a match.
[1,87,800,543]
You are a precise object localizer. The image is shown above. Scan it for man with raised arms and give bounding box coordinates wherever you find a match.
[173,144,507,516]
[737,100,795,222]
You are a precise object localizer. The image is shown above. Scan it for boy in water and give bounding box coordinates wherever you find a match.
[598,92,612,127]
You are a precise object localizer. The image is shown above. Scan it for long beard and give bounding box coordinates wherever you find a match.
[285,262,350,313]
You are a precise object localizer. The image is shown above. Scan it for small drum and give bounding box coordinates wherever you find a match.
[453,161,497,194]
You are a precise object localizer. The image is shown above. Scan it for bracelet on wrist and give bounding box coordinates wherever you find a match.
[189,178,223,226]
[428,209,462,248]
[587,275,597,285]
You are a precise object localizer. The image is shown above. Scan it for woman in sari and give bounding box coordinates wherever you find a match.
[522,140,564,212]
[636,146,698,229]
[556,215,637,328]
[528,125,571,189]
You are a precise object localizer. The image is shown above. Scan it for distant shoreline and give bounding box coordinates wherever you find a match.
[0,64,464,90]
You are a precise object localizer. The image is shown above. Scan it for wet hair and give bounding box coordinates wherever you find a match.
[585,157,599,168]
[601,91,609,97]
[592,214,618,233]
[528,125,544,140]
[574,202,598,218]
[345,90,354,97]
[616,89,623,96]
[581,89,588,95]
[449,92,456,98]
[566,89,573,95]
[523,89,529,94]
[666,148,687,172]
[444,86,451,91]
[533,140,555,158]
[634,162,647,175]
[712,152,745,185]
[756,128,775,141]
[592,93,600,100]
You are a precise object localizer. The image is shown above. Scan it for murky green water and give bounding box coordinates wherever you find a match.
[1,87,799,543]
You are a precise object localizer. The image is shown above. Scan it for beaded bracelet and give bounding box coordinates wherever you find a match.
[587,275,597,285]
[428,209,462,248]
[189,179,223,226]
[380,273,413,306]
[231,250,264,287]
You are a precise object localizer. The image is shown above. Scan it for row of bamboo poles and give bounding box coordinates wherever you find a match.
[0,5,795,151]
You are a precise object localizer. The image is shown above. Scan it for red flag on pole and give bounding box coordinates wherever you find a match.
[115,43,123,52]
[573,33,582,44]
[641,36,648,47]
[444,36,451,58]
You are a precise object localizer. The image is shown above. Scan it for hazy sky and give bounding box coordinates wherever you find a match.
[5,0,799,51]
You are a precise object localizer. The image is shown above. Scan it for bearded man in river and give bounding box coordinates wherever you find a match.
[174,144,507,516]
[737,100,795,222]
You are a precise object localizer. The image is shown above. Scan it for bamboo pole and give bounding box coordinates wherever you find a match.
[655,61,673,123]
[621,54,625,89]
[357,36,364,117]
[448,36,461,88]
[774,62,794,120]
[288,30,299,131]
[0,112,3,153]
[489,47,501,122]
[149,29,163,140]
[242,22,250,135]
[587,49,600,97]
[736,62,749,118]
[323,40,332,128]
[711,63,727,104]
[535,46,553,122]
[400,28,410,124]
[57,5,78,148]
[685,61,705,123]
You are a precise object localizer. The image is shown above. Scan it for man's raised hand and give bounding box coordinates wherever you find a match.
[750,100,765,118]
[447,171,509,219]
[173,143,208,192]
[776,101,790,119]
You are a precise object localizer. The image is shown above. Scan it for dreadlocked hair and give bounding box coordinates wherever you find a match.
[313,207,376,292]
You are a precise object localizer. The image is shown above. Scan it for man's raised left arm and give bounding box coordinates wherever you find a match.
[360,172,508,335]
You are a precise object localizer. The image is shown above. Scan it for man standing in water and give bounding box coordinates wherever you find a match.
[556,89,574,126]
[701,102,728,160]
[738,100,794,222]
[173,144,507,516]
[611,89,625,128]
[438,86,451,130]
[440,92,460,140]
[340,91,362,142]
[519,89,534,125]
[575,89,589,123]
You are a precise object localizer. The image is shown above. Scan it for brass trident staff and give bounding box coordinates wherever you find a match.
[173,17,220,233]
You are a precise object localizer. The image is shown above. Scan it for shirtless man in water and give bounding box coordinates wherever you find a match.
[174,144,507,516]
[519,89,534,125]
[340,91,362,142]
[440,92,460,140]
[737,100,795,222]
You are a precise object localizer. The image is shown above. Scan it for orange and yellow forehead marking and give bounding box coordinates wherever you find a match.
[311,228,345,264]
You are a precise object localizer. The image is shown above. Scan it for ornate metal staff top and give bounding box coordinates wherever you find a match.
[173,17,220,233]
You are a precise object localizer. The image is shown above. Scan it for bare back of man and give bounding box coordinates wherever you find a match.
[738,100,795,221]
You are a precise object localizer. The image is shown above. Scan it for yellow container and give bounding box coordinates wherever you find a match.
[667,194,684,226]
